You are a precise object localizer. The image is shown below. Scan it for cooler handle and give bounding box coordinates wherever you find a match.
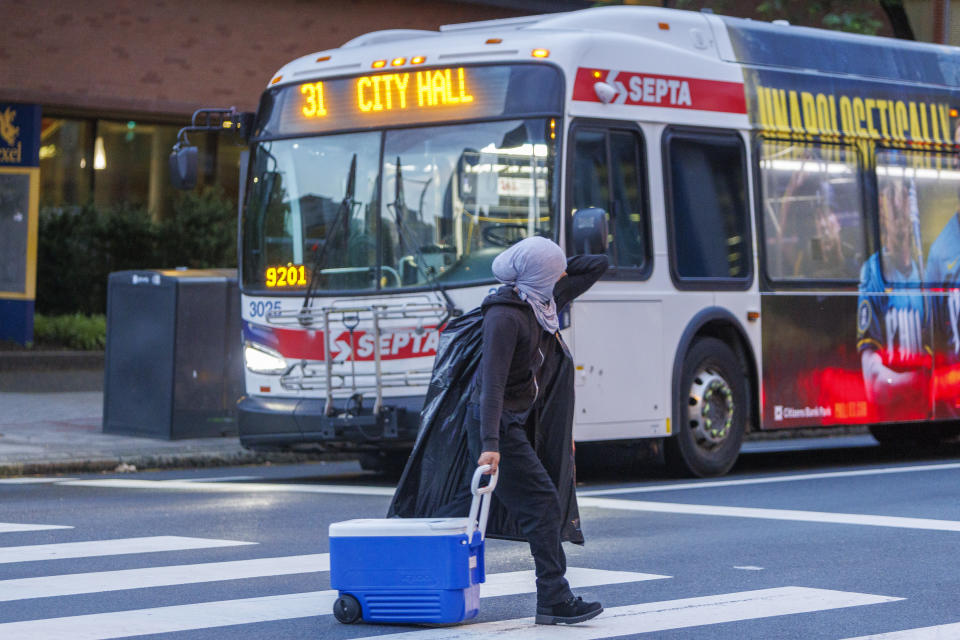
[468,464,499,540]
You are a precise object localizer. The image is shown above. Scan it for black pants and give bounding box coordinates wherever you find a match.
[495,421,574,607]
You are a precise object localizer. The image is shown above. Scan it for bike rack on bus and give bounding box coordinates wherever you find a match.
[264,298,448,421]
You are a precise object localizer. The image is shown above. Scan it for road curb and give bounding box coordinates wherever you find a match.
[0,450,356,478]
[0,350,105,371]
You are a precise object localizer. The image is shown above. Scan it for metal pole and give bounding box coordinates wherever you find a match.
[323,309,334,416]
[372,307,383,414]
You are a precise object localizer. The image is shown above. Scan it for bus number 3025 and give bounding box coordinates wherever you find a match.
[249,300,281,318]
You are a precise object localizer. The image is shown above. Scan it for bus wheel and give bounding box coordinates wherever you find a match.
[358,450,411,478]
[666,338,747,478]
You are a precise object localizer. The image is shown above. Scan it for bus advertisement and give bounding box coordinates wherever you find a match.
[171,6,960,477]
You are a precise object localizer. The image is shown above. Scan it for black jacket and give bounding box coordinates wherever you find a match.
[387,253,609,543]
[478,254,610,452]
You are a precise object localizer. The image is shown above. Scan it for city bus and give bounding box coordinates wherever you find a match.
[172,5,960,477]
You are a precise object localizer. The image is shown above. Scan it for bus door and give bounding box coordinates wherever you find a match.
[565,121,666,440]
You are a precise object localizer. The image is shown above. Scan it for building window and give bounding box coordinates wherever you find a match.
[39,118,93,211]
[39,115,241,220]
[759,139,865,283]
[92,120,180,219]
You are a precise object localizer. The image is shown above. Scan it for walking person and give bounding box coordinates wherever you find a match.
[476,236,608,624]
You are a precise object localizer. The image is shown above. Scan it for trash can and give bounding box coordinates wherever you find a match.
[103,268,242,439]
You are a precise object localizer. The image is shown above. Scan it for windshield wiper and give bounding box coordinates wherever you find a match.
[299,154,357,325]
[388,156,460,324]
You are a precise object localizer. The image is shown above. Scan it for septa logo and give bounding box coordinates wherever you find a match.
[327,328,440,362]
[261,323,442,362]
[774,405,783,421]
[572,67,746,114]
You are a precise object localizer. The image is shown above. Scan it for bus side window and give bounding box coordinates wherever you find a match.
[569,125,648,274]
[665,129,750,284]
[759,139,864,283]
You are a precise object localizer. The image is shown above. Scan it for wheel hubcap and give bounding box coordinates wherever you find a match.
[687,367,734,449]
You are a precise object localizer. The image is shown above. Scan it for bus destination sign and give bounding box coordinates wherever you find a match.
[256,64,560,136]
[300,67,474,120]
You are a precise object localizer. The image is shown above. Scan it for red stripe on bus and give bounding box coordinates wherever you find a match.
[572,67,746,114]
[270,325,440,361]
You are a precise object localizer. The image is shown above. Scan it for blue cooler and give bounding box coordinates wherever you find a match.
[329,465,498,624]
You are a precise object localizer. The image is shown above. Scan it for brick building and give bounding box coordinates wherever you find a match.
[1,0,573,219]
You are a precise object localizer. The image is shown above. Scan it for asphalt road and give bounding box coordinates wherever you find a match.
[1,437,959,639]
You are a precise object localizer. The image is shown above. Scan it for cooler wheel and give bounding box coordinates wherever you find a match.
[333,594,362,624]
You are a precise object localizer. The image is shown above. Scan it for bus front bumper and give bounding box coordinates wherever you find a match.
[237,394,423,452]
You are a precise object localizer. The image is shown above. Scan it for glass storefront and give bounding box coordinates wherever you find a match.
[39,115,241,219]
[39,119,92,211]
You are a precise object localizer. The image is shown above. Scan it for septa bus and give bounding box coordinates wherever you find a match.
[171,6,960,477]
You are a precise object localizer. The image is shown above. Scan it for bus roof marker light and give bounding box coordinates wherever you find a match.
[391,57,406,66]
[531,48,549,58]
[486,38,502,44]
[372,60,387,69]
[658,22,670,30]
[271,76,283,85]
[952,108,958,118]
[316,55,331,62]
[411,56,426,64]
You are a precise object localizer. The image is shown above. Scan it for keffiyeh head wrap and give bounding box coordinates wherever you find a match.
[492,236,566,333]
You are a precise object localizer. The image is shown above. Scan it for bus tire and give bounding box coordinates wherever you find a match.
[359,450,411,478]
[666,337,747,478]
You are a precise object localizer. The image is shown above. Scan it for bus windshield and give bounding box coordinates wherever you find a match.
[242,118,558,293]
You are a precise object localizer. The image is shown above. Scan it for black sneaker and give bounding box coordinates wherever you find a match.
[535,595,603,625]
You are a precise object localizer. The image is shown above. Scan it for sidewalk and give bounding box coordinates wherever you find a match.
[0,391,273,477]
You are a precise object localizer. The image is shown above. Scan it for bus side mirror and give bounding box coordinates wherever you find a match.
[571,207,609,255]
[169,144,198,190]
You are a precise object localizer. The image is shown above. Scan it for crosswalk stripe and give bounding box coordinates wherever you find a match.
[0,554,330,602]
[59,478,396,496]
[0,536,255,564]
[841,622,960,639]
[0,523,72,534]
[0,478,76,484]
[176,475,261,483]
[0,590,325,640]
[577,462,960,497]
[0,567,661,639]
[349,587,902,640]
[481,566,669,597]
[578,497,960,532]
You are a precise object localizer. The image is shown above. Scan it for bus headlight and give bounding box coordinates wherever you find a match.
[243,342,288,374]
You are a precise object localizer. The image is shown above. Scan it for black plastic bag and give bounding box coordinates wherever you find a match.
[387,307,583,544]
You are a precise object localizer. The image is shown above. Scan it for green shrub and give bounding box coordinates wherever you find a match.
[36,188,236,315]
[37,204,104,316]
[161,187,237,268]
[32,313,106,351]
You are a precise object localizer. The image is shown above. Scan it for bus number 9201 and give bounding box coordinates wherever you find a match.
[265,264,307,288]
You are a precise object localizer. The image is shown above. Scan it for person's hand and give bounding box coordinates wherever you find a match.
[477,451,500,474]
